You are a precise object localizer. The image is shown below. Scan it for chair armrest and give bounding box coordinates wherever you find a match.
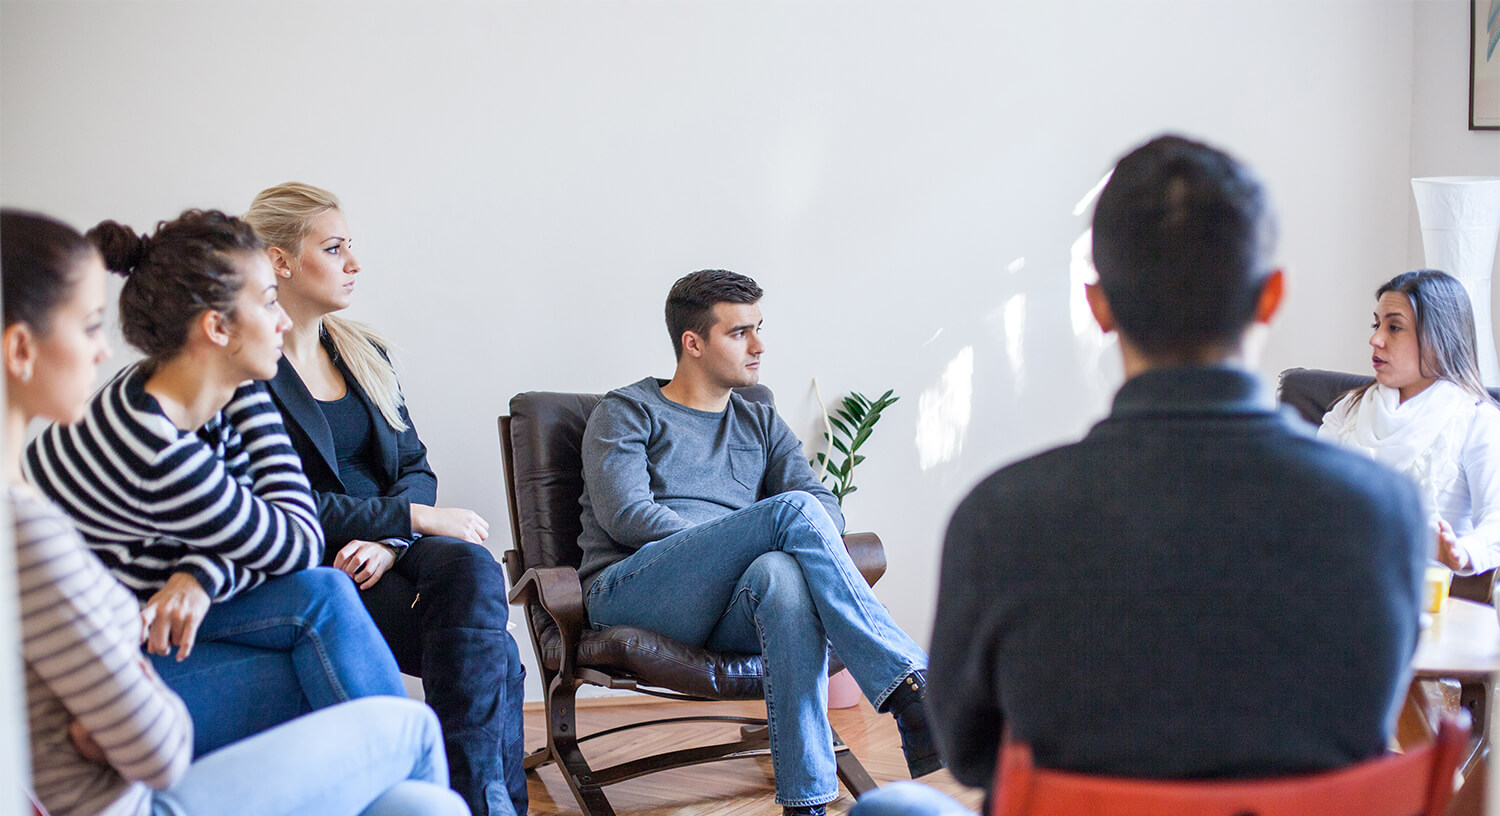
[507,565,587,647]
[843,532,887,587]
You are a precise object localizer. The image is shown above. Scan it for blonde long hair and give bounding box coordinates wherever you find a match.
[245,182,408,432]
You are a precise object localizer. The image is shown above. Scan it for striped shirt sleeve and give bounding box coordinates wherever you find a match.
[25,368,325,602]
[17,486,191,815]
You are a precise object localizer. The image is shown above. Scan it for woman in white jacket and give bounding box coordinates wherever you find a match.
[1320,269,1500,576]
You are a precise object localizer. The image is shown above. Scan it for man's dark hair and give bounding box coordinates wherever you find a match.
[1091,134,1278,357]
[665,269,763,360]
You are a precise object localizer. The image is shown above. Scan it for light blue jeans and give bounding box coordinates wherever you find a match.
[152,697,468,816]
[587,491,928,807]
[851,782,976,816]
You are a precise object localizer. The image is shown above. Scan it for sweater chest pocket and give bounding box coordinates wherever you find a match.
[728,446,764,492]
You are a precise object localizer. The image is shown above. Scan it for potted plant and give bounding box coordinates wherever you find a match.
[810,387,899,709]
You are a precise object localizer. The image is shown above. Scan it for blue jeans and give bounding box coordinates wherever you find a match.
[151,568,405,755]
[587,491,928,807]
[152,697,468,816]
[851,782,976,816]
[357,536,528,816]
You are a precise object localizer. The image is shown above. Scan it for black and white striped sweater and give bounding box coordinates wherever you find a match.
[24,364,325,602]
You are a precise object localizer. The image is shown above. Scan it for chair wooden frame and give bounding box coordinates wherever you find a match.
[499,408,884,816]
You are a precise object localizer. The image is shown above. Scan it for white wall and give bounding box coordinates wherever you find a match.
[0,1,1427,710]
[1409,0,1500,287]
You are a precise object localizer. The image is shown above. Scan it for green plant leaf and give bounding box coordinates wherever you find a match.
[832,437,850,455]
[852,454,866,466]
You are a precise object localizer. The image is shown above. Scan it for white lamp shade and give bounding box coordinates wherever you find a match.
[1411,177,1500,387]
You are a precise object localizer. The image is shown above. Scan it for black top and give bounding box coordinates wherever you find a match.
[316,379,384,500]
[265,333,438,550]
[930,365,1428,794]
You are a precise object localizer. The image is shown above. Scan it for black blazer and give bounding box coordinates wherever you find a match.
[267,337,437,550]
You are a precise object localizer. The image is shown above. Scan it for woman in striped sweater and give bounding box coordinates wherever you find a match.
[24,209,406,755]
[6,208,467,816]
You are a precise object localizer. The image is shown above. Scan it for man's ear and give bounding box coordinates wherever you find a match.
[267,246,294,279]
[201,310,232,348]
[1085,282,1115,334]
[3,322,36,381]
[680,330,705,359]
[1253,269,1285,325]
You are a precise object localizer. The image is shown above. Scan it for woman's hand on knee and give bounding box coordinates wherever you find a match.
[334,539,398,590]
[141,572,211,661]
[410,504,489,544]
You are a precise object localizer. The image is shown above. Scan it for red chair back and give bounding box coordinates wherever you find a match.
[990,714,1470,816]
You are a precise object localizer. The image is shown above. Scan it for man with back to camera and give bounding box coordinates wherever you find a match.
[850,134,1430,816]
[576,269,939,816]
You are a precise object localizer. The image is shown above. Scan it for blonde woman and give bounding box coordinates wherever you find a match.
[248,183,525,816]
[6,208,465,816]
[26,209,407,756]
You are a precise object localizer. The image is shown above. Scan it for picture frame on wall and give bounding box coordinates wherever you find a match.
[1474,0,1500,129]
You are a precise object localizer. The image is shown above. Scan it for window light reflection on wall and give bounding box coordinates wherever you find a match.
[915,346,974,471]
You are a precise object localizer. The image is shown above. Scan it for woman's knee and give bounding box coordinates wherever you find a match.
[359,782,469,816]
[412,539,509,629]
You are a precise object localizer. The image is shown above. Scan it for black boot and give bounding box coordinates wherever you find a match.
[783,806,827,816]
[881,670,944,778]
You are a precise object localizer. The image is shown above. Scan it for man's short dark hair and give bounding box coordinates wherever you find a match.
[1091,134,1278,357]
[665,269,764,360]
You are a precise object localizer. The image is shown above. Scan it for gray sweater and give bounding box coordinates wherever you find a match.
[577,377,844,595]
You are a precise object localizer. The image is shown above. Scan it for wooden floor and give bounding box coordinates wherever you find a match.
[522,698,984,816]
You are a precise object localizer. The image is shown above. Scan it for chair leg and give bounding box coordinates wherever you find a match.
[546,678,618,816]
[832,726,878,797]
[523,743,552,772]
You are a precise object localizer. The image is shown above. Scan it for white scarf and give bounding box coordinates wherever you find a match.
[1336,380,1474,513]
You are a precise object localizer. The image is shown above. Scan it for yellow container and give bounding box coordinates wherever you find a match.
[1424,564,1453,615]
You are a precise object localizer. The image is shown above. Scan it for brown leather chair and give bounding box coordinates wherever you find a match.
[1277,367,1498,604]
[499,388,885,816]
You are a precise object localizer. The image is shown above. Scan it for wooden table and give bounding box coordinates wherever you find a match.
[1414,598,1500,680]
[1405,597,1500,803]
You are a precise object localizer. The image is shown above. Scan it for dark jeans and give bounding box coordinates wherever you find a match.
[151,567,406,756]
[359,536,528,816]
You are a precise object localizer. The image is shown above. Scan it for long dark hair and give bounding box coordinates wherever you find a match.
[1,209,96,332]
[1352,269,1495,405]
[87,210,263,363]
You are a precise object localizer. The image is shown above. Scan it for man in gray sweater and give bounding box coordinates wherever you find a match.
[577,270,936,816]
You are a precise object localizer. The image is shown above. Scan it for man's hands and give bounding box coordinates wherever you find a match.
[333,540,398,590]
[141,572,211,661]
[411,504,489,544]
[1436,519,1471,572]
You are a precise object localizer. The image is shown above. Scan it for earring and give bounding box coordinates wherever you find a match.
[20,365,32,382]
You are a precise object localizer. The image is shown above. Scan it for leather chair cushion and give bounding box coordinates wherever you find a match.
[1276,368,1375,426]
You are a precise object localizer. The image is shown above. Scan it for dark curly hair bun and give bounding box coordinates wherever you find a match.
[86,220,151,277]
